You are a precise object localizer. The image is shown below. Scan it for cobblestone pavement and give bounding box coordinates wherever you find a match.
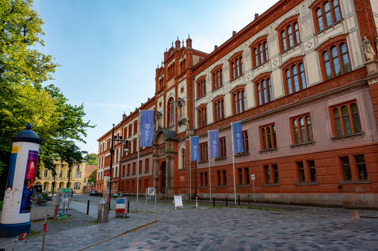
[1,194,378,250]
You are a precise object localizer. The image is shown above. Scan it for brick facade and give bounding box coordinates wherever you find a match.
[97,0,378,208]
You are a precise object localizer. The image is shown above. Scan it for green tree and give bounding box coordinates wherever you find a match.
[0,0,94,178]
[88,169,97,184]
[84,153,97,166]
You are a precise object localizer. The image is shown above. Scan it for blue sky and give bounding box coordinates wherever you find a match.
[33,0,278,154]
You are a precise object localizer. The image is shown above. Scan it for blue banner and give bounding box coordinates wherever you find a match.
[140,110,155,147]
[208,130,219,158]
[232,121,244,154]
[190,136,199,161]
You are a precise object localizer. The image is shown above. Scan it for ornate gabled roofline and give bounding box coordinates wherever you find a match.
[193,0,303,74]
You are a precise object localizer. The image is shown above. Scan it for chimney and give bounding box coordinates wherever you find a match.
[214,45,218,50]
[232,31,236,36]
[255,13,259,20]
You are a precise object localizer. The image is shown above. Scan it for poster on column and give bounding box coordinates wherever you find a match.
[20,150,38,213]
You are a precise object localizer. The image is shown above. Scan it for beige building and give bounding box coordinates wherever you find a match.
[35,159,86,194]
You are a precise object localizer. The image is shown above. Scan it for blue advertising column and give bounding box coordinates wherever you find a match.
[0,124,43,237]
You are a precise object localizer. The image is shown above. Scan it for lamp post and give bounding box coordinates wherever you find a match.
[108,124,129,212]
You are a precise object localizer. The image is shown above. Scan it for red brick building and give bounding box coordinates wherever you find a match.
[97,0,378,208]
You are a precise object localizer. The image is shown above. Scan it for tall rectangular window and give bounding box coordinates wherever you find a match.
[297,161,305,183]
[308,160,317,182]
[340,156,351,181]
[219,137,226,158]
[145,158,149,173]
[244,168,250,185]
[273,164,279,183]
[223,170,227,185]
[238,168,243,185]
[264,165,270,184]
[355,155,367,180]
[217,171,221,186]
[200,142,208,161]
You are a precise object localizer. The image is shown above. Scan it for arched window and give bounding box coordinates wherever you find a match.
[254,74,272,106]
[232,88,245,115]
[229,52,243,80]
[321,42,350,80]
[282,59,307,95]
[330,101,361,137]
[311,0,343,33]
[213,97,225,122]
[167,98,175,127]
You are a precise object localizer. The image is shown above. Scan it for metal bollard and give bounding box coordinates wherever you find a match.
[226,197,228,207]
[87,200,90,215]
[248,194,250,205]
[212,197,215,207]
[127,200,130,213]
[238,195,240,205]
[196,197,198,209]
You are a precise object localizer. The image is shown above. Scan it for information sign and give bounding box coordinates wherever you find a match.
[174,195,183,210]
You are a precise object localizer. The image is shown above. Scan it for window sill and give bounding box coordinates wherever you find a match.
[315,20,343,36]
[235,152,250,158]
[252,60,269,70]
[199,186,208,188]
[237,184,251,188]
[212,86,224,92]
[215,157,227,161]
[199,160,208,164]
[280,42,301,55]
[144,171,149,173]
[230,73,244,82]
[294,182,319,186]
[290,141,315,149]
[262,183,280,187]
[338,180,371,185]
[259,148,278,153]
[216,185,227,188]
[331,132,364,142]
[197,95,206,101]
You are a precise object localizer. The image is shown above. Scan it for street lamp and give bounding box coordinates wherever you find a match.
[108,124,129,211]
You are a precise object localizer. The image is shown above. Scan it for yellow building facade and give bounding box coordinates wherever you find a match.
[35,159,86,194]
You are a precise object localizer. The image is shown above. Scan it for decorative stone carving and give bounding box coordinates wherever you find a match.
[375,36,378,54]
[362,36,375,61]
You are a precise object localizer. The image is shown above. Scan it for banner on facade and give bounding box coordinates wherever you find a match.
[190,136,199,161]
[208,130,219,158]
[232,121,244,154]
[140,110,155,147]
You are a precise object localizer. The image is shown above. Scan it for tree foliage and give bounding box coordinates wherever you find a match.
[88,169,97,184]
[0,0,94,177]
[84,153,97,166]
